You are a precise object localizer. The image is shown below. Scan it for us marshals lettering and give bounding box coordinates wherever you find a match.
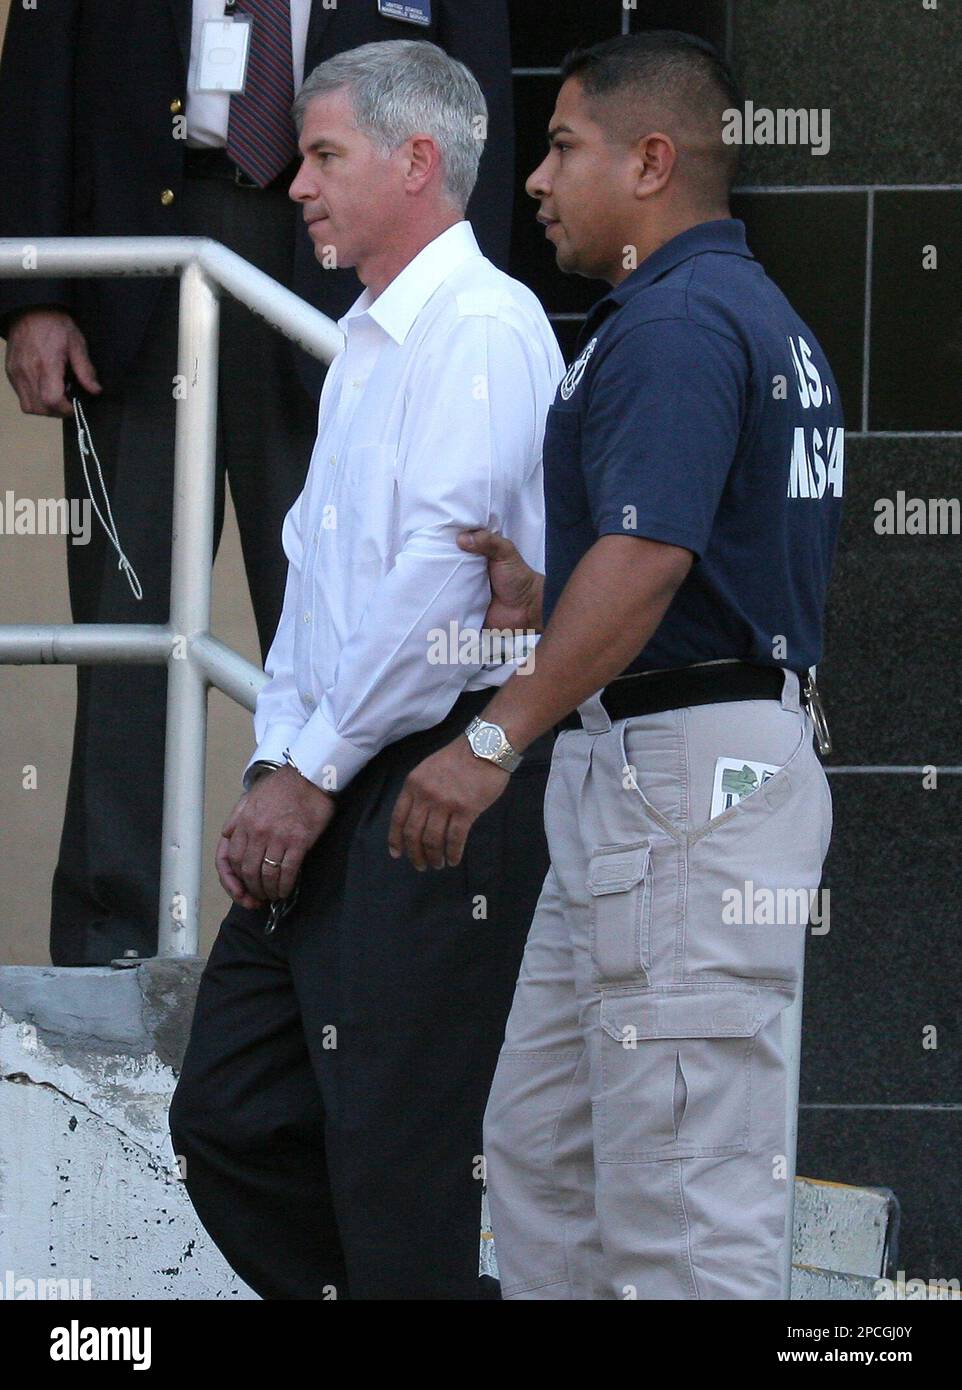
[560,336,597,400]
[787,333,831,410]
[788,424,844,500]
[783,332,845,500]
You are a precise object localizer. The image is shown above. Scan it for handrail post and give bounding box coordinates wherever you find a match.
[0,237,342,959]
[157,261,220,956]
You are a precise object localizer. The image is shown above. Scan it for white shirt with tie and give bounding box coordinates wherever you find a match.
[185,0,313,148]
[245,219,565,792]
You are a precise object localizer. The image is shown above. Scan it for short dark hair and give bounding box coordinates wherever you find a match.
[560,30,742,196]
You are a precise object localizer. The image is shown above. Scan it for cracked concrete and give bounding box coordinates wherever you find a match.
[1,1069,163,1164]
[0,962,255,1299]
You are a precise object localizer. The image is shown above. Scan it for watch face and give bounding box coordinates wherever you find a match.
[474,725,503,757]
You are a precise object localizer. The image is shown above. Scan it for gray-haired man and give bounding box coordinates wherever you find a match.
[169,41,563,1301]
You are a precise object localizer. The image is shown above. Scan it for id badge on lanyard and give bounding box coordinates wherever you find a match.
[195,4,253,94]
[377,0,432,25]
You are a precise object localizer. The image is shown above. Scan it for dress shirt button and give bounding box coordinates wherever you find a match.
[303,611,311,624]
[313,531,320,546]
[169,98,183,115]
[160,188,175,206]
[329,454,337,467]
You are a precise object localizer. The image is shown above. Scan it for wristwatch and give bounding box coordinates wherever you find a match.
[464,716,523,772]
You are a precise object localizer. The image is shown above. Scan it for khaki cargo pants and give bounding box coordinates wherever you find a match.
[483,671,832,1299]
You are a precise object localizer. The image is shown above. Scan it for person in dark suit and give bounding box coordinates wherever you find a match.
[0,0,513,966]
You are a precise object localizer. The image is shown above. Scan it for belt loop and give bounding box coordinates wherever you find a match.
[780,667,801,713]
[576,688,613,734]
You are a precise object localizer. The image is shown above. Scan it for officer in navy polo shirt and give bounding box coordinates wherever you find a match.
[390,31,844,1299]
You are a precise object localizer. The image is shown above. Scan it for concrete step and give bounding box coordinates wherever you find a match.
[792,1174,897,1277]
[792,1264,962,1300]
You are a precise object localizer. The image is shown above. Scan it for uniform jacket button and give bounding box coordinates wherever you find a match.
[169,98,183,114]
[160,189,175,206]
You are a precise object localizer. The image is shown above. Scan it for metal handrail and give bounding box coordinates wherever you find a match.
[0,237,344,955]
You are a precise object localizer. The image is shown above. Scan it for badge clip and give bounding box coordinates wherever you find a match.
[803,667,832,757]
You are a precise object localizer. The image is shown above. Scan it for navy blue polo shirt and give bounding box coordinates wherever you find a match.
[541,218,844,675]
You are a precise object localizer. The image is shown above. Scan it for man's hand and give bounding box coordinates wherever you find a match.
[457,527,545,634]
[389,734,509,870]
[216,765,336,906]
[5,307,102,417]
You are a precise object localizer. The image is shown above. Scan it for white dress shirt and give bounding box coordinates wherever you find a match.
[245,220,565,792]
[185,0,312,149]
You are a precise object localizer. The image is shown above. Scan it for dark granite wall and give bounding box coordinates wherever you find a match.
[505,0,961,1283]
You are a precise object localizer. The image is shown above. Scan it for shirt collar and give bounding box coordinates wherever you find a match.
[339,220,483,345]
[591,218,754,321]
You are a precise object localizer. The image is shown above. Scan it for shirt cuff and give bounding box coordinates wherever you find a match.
[285,711,370,794]
[244,722,307,785]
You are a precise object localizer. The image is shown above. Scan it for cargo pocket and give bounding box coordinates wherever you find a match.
[596,988,791,1163]
[684,724,831,985]
[587,841,651,985]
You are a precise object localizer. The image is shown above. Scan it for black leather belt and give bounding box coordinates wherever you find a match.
[556,661,805,731]
[184,146,299,189]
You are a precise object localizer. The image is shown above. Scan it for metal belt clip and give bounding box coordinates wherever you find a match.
[802,665,832,756]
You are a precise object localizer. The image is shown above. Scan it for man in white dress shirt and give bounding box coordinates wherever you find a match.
[169,40,564,1301]
[0,0,515,967]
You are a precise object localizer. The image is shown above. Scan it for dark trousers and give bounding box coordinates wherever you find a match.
[52,166,319,964]
[169,689,554,1300]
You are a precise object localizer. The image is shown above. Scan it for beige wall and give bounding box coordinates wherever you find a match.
[0,0,263,964]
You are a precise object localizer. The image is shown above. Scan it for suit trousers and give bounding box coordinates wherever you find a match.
[169,687,555,1300]
[52,167,319,964]
[483,671,833,1299]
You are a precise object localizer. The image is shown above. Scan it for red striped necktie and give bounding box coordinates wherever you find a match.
[225,0,297,188]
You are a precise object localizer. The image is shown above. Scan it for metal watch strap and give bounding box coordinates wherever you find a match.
[464,715,523,772]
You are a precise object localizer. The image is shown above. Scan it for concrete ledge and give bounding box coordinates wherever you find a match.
[0,960,207,1071]
[0,962,254,1299]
